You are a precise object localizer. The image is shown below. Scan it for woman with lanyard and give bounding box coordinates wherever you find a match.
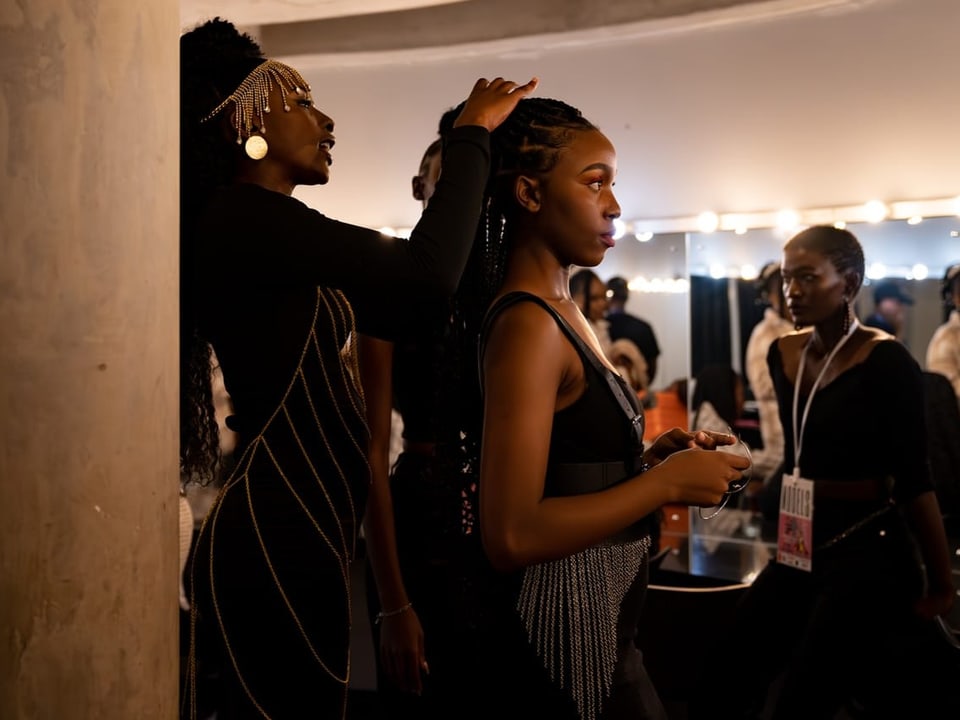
[690,225,955,720]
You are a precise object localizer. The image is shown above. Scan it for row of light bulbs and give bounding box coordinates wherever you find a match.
[704,262,936,282]
[383,196,960,242]
[625,195,960,292]
[629,261,942,293]
[379,196,959,294]
[613,195,960,240]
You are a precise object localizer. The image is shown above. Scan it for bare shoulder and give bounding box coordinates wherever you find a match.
[484,295,568,361]
[487,295,561,337]
[483,295,582,404]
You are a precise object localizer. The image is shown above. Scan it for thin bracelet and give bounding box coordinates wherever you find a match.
[374,601,413,624]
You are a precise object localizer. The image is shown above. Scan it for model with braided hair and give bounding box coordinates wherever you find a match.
[467,96,755,720]
[358,97,745,720]
[179,17,536,719]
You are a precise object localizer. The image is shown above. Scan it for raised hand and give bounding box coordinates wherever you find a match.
[453,76,540,132]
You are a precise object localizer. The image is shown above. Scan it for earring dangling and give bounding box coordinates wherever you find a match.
[841,298,851,335]
[244,135,268,161]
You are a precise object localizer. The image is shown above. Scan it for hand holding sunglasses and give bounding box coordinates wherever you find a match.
[698,428,754,520]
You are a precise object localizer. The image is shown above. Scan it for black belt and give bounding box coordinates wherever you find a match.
[548,460,630,496]
[548,460,650,545]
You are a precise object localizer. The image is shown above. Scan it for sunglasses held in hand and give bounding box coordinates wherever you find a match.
[698,429,753,520]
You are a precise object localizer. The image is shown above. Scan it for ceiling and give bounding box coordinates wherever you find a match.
[179,0,960,235]
[180,0,470,28]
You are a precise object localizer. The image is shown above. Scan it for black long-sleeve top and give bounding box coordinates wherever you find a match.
[768,338,933,545]
[189,125,490,433]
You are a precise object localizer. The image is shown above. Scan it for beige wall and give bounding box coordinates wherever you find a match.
[0,1,180,716]
[257,0,960,232]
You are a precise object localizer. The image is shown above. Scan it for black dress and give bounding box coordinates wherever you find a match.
[452,291,666,720]
[691,339,934,719]
[185,126,490,719]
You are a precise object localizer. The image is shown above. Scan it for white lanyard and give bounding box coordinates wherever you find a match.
[791,319,859,476]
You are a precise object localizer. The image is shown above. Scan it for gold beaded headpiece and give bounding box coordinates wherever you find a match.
[200,60,312,145]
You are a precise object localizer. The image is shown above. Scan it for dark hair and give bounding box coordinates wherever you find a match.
[943,262,960,306]
[436,97,597,510]
[753,261,784,311]
[692,364,742,428]
[179,18,265,484]
[569,268,603,317]
[417,138,443,177]
[607,275,630,304]
[439,97,597,317]
[785,225,865,293]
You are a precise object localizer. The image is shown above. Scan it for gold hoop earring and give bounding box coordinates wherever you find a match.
[244,135,268,161]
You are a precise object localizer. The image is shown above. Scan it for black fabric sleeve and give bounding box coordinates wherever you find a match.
[765,338,933,501]
[866,341,933,504]
[198,125,490,338]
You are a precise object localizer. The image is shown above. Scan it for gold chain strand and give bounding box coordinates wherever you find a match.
[297,352,362,539]
[293,342,358,551]
[260,438,349,575]
[315,289,367,444]
[188,289,365,717]
[303,291,365,539]
[188,445,259,719]
[245,456,350,683]
[327,290,366,412]
[206,477,276,719]
[200,60,312,144]
[280,402,350,554]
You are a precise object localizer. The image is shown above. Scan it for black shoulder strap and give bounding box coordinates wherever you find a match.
[478,291,643,437]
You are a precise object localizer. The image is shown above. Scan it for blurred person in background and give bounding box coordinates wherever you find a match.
[862,279,913,338]
[606,275,661,386]
[570,268,648,392]
[926,262,960,399]
[744,261,796,519]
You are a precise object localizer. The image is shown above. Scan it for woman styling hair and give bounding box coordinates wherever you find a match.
[179,17,536,718]
[440,97,751,720]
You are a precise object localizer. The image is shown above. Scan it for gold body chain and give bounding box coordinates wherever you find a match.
[187,288,368,719]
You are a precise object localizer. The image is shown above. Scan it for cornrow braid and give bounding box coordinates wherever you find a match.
[434,97,598,534]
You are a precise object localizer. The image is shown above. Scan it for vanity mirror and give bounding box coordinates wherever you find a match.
[595,231,689,395]
[688,215,960,382]
[591,213,960,432]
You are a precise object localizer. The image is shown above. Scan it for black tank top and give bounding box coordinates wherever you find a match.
[480,291,646,498]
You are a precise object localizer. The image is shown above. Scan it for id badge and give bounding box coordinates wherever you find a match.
[777,473,814,571]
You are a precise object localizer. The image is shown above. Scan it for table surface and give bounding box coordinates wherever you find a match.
[658,507,960,638]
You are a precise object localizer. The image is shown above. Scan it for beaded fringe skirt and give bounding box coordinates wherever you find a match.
[516,535,651,720]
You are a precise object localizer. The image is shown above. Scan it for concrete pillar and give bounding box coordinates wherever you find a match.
[0,1,180,717]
